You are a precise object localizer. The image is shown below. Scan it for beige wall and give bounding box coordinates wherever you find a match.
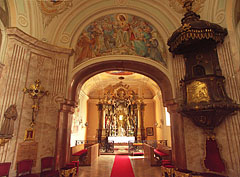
[86,99,98,140]
[143,99,156,141]
[70,91,88,146]
[0,28,72,175]
[154,93,172,147]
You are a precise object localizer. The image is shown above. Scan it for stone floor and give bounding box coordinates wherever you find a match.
[77,155,162,177]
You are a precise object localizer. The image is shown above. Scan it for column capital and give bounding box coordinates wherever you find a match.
[96,103,103,111]
[60,99,76,113]
[164,99,180,114]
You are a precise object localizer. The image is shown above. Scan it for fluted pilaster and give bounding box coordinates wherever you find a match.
[217,37,240,176]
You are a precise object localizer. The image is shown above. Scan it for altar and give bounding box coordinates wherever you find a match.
[108,136,135,143]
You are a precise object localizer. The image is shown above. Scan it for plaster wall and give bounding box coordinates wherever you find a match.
[0,28,71,175]
[86,99,98,140]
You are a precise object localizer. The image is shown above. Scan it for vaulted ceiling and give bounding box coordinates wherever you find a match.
[81,71,160,99]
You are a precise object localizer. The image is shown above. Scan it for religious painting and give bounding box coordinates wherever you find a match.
[146,127,153,136]
[75,13,167,67]
[24,128,35,141]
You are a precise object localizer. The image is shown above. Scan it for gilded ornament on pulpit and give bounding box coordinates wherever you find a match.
[187,81,210,103]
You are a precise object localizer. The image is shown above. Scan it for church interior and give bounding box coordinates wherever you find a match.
[0,0,239,177]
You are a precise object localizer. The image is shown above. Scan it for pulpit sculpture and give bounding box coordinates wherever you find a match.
[167,0,240,174]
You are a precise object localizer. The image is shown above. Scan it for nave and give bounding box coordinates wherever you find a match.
[77,155,161,177]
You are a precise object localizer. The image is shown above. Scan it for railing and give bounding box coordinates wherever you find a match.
[75,140,98,146]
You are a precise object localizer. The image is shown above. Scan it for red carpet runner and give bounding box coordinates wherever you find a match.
[110,155,135,177]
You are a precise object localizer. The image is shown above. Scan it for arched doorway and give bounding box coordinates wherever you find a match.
[55,59,187,170]
[69,60,173,104]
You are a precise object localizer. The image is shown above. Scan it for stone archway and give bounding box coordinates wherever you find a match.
[56,59,187,170]
[69,60,173,105]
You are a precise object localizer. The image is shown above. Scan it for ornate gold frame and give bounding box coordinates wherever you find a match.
[24,128,35,141]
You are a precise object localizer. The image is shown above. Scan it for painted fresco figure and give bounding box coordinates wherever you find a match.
[148,38,165,64]
[75,31,96,64]
[74,14,168,67]
[133,28,147,56]
[87,22,102,54]
[115,14,131,47]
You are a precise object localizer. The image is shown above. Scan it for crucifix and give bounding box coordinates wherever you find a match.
[23,79,49,126]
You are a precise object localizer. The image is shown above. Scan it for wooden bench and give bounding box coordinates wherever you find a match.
[144,143,172,166]
[143,143,156,166]
[71,143,99,166]
[155,144,171,161]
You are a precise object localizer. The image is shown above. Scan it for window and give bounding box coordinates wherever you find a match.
[165,107,171,126]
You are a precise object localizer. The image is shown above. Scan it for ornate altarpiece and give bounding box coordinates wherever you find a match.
[96,82,145,143]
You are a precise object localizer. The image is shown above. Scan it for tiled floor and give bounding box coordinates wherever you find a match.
[77,155,162,177]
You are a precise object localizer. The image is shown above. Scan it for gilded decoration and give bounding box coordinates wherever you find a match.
[168,0,239,173]
[97,81,144,141]
[37,0,73,27]
[23,80,49,126]
[169,0,206,14]
[74,14,167,67]
[186,81,210,104]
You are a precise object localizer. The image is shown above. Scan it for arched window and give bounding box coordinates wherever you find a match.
[165,107,170,126]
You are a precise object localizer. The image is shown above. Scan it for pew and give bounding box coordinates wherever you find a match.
[156,143,171,160]
[143,143,156,166]
[71,143,99,166]
[143,143,172,166]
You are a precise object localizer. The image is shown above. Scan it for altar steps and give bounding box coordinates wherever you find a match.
[101,144,129,155]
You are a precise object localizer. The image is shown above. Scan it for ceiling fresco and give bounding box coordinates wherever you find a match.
[37,0,73,27]
[74,13,167,67]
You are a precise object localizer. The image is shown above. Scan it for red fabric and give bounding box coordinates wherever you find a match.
[41,157,54,170]
[18,175,38,177]
[41,157,58,177]
[17,160,33,173]
[161,160,171,165]
[204,139,225,173]
[154,149,168,156]
[71,161,79,174]
[72,149,87,156]
[110,155,135,177]
[66,163,75,168]
[133,152,144,156]
[41,170,59,177]
[163,164,175,168]
[0,162,11,176]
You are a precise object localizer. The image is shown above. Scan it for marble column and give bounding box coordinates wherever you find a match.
[167,101,187,169]
[97,104,103,142]
[137,103,145,141]
[137,104,141,140]
[217,37,240,176]
[55,100,75,169]
[140,103,145,141]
